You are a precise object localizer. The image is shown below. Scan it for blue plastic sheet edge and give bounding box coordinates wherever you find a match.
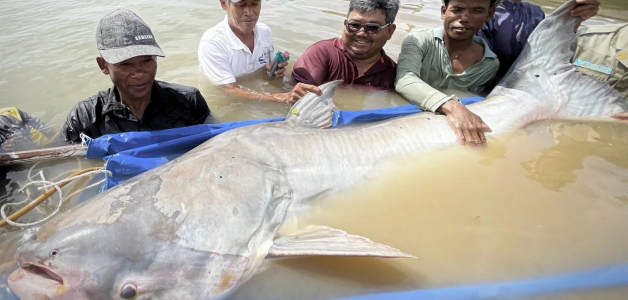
[86,98,485,190]
[330,263,628,300]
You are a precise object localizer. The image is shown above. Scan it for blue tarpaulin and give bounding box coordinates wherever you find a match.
[331,263,628,300]
[85,98,484,189]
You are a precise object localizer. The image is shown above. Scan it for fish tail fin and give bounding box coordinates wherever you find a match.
[500,0,627,119]
[283,80,341,129]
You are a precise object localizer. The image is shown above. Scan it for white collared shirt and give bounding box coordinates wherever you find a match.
[198,16,274,85]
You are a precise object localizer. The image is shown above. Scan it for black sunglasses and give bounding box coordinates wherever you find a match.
[344,20,391,35]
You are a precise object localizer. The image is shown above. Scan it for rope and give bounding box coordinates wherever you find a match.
[80,133,91,146]
[26,161,43,182]
[0,167,111,227]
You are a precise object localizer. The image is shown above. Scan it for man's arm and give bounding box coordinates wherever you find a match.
[395,32,492,146]
[217,82,322,105]
[292,43,330,86]
[437,59,498,146]
[197,39,283,102]
[198,39,320,104]
[395,33,452,112]
[611,113,628,123]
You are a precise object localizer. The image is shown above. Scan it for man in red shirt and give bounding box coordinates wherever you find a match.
[291,0,399,90]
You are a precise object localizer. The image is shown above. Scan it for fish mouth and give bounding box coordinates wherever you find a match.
[8,263,69,299]
[21,263,64,285]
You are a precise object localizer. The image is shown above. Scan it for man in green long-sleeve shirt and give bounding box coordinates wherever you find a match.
[396,27,498,111]
[396,0,498,146]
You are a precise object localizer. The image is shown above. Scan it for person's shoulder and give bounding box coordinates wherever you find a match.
[200,21,229,43]
[579,23,628,36]
[156,81,200,96]
[199,26,230,57]
[255,22,273,43]
[577,23,628,52]
[405,28,435,41]
[297,39,339,65]
[474,35,498,58]
[402,28,437,50]
[63,88,112,132]
[72,88,112,111]
[309,38,337,51]
[155,81,209,117]
[312,38,336,46]
[486,54,500,69]
[408,27,434,35]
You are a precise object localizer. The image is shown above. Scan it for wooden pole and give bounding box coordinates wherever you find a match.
[0,167,102,227]
[0,145,88,166]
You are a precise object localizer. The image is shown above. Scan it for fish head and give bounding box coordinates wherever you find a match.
[9,219,251,300]
[8,130,287,300]
[8,223,119,299]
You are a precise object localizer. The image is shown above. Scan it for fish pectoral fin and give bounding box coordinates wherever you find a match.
[266,225,415,259]
[283,80,341,129]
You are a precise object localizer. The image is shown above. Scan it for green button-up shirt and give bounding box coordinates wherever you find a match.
[395,27,499,112]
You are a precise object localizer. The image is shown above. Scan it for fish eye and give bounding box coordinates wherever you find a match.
[50,249,58,256]
[120,283,137,299]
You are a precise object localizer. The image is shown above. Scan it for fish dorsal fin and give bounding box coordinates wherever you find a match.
[283,80,342,129]
[266,225,414,259]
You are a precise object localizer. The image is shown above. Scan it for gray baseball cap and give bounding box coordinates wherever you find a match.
[96,9,165,64]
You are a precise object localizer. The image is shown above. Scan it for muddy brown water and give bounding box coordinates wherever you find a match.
[1,0,627,299]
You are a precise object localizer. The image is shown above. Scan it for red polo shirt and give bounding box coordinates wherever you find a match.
[291,38,396,90]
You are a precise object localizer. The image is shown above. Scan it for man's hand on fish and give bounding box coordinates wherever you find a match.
[513,0,599,19]
[610,113,628,124]
[571,0,600,20]
[571,0,600,31]
[276,83,323,105]
[438,99,492,147]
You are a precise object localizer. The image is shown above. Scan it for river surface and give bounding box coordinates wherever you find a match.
[1,0,627,299]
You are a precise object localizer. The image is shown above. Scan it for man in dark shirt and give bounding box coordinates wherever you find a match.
[62,9,210,144]
[291,0,399,90]
[477,0,601,82]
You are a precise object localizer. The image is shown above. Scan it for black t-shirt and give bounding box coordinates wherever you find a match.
[61,81,211,144]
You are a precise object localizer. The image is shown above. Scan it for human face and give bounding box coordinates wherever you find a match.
[342,9,396,61]
[221,0,261,36]
[441,0,495,41]
[97,55,157,101]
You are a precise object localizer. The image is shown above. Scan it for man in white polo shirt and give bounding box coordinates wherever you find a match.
[198,0,321,105]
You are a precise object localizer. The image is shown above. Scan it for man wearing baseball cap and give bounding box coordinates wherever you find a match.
[62,9,211,144]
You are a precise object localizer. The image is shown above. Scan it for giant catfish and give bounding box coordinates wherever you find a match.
[6,0,627,299]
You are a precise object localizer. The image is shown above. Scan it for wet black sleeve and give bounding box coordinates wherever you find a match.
[193,90,211,125]
[60,102,93,144]
[0,114,24,145]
